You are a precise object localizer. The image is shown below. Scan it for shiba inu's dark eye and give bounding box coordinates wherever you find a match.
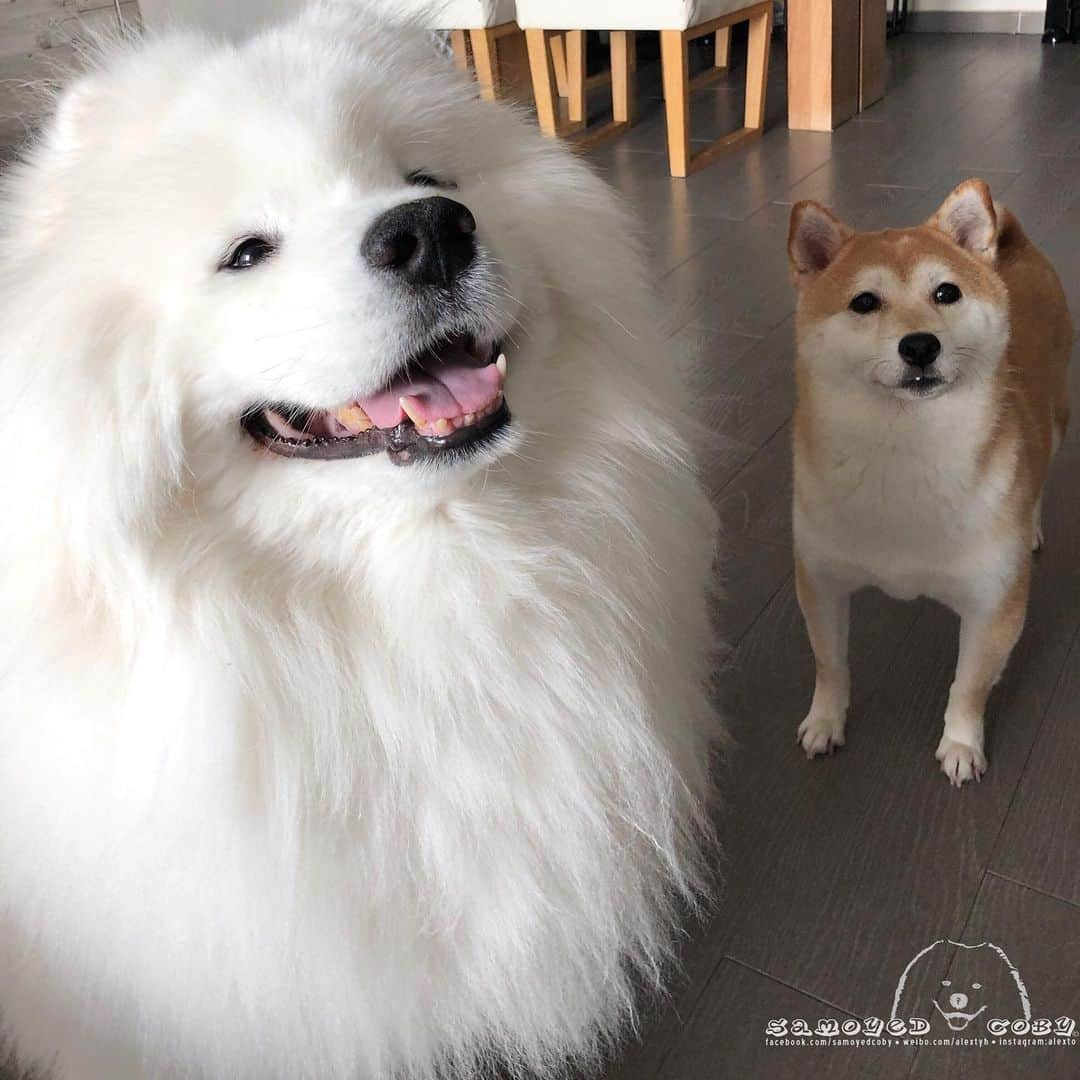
[222,237,276,271]
[934,282,962,305]
[849,292,881,314]
[406,170,457,190]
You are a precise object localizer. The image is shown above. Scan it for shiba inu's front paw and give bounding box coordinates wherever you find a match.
[798,713,846,758]
[936,736,987,787]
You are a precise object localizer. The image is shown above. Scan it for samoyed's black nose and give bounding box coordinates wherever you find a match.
[362,196,476,288]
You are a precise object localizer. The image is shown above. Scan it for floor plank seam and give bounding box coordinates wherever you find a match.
[722,540,793,648]
[984,869,1080,914]
[714,417,791,502]
[863,182,935,192]
[721,955,865,1020]
[643,960,731,1080]
[727,568,792,651]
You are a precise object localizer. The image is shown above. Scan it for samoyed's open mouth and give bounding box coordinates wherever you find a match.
[242,335,509,467]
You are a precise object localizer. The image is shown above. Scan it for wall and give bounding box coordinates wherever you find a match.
[137,0,305,37]
[907,0,1046,33]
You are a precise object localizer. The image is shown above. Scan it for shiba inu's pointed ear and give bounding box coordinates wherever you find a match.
[929,179,998,262]
[788,202,852,282]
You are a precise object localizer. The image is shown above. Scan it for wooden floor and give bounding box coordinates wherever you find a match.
[586,30,1080,1080]
[3,28,1080,1080]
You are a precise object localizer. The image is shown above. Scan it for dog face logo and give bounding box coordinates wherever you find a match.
[891,940,1030,1033]
[933,975,987,1031]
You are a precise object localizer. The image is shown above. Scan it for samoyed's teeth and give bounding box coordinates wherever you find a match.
[496,354,507,378]
[399,396,424,426]
[462,412,476,426]
[334,405,373,431]
[431,418,453,436]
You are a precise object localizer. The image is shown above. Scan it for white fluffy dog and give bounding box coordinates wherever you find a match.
[0,6,719,1078]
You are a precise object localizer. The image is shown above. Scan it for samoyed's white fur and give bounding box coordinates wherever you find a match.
[0,6,719,1078]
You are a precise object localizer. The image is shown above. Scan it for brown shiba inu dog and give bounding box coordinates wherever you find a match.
[788,179,1072,786]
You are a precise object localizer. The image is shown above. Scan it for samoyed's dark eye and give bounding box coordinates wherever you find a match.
[933,282,962,305]
[849,291,881,315]
[222,237,276,271]
[406,170,456,190]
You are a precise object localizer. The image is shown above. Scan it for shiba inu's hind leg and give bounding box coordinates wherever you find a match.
[795,557,852,758]
[937,560,1031,786]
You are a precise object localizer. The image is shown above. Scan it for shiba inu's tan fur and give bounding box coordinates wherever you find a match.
[788,179,1072,786]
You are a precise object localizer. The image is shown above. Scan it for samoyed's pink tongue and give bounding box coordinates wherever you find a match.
[358,360,503,428]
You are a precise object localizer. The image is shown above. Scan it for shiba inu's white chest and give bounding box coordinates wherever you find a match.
[794,387,1021,608]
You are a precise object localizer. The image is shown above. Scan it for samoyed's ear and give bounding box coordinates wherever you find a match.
[12,71,118,248]
[928,179,998,263]
[788,201,852,284]
[0,279,185,601]
[47,73,106,157]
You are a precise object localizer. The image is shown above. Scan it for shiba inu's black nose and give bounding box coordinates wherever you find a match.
[362,196,476,288]
[898,332,941,368]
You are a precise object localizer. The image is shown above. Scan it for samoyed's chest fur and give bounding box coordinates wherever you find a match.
[794,383,1022,608]
[0,462,716,1080]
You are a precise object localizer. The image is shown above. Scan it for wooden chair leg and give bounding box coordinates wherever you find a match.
[525,28,559,136]
[526,27,630,149]
[610,30,632,125]
[550,32,569,97]
[450,29,470,72]
[715,26,731,69]
[660,29,691,177]
[565,29,586,124]
[690,25,729,88]
[661,3,772,177]
[744,3,773,131]
[469,27,500,102]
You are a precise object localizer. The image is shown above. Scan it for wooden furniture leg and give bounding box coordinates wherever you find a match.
[610,30,632,125]
[787,0,860,131]
[525,27,633,148]
[525,28,559,136]
[744,1,772,130]
[469,27,500,101]
[550,32,569,97]
[716,26,731,68]
[659,29,691,177]
[690,24,732,90]
[565,30,586,124]
[450,29,470,71]
[660,2,773,177]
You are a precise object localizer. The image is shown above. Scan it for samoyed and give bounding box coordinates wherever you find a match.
[0,5,719,1078]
